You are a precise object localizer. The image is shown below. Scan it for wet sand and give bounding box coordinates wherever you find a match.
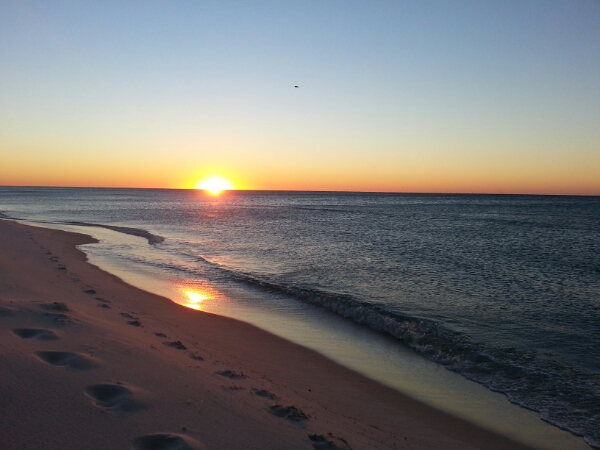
[0,219,541,449]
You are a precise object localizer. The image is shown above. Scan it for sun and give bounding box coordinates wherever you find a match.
[194,176,235,195]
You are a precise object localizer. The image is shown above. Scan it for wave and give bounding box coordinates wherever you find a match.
[0,215,164,245]
[62,234,600,448]
[223,270,600,449]
[291,206,357,214]
[63,221,165,245]
[0,212,165,245]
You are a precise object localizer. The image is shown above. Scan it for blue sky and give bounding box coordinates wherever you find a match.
[1,1,599,193]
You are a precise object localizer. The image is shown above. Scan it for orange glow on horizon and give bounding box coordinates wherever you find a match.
[2,153,599,195]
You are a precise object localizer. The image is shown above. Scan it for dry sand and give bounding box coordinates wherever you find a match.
[0,219,539,450]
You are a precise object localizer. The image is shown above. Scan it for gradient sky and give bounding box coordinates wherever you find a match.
[1,1,599,194]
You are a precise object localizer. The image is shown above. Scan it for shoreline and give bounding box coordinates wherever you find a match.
[0,219,582,449]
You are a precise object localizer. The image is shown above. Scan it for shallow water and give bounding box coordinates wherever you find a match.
[1,187,598,449]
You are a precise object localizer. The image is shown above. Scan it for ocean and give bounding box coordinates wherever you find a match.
[1,187,598,448]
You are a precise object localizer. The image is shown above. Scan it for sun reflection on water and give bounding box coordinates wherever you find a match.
[183,290,207,310]
[177,283,221,311]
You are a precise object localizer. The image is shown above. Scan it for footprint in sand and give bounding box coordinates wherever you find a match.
[35,351,99,371]
[132,433,205,450]
[96,298,111,308]
[309,434,352,450]
[84,382,146,414]
[42,312,72,324]
[83,289,96,295]
[269,404,309,422]
[12,328,59,340]
[215,370,246,380]
[164,341,187,350]
[38,303,72,323]
[252,388,277,400]
[224,385,245,391]
[41,302,70,312]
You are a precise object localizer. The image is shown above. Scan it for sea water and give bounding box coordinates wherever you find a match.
[1,187,598,449]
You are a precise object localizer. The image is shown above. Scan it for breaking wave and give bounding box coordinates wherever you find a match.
[224,270,600,449]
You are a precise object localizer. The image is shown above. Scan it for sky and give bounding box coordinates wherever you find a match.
[1,1,599,194]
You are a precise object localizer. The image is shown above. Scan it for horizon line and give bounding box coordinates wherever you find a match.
[0,185,598,197]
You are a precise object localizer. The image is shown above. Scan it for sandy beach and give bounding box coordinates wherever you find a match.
[0,219,541,450]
